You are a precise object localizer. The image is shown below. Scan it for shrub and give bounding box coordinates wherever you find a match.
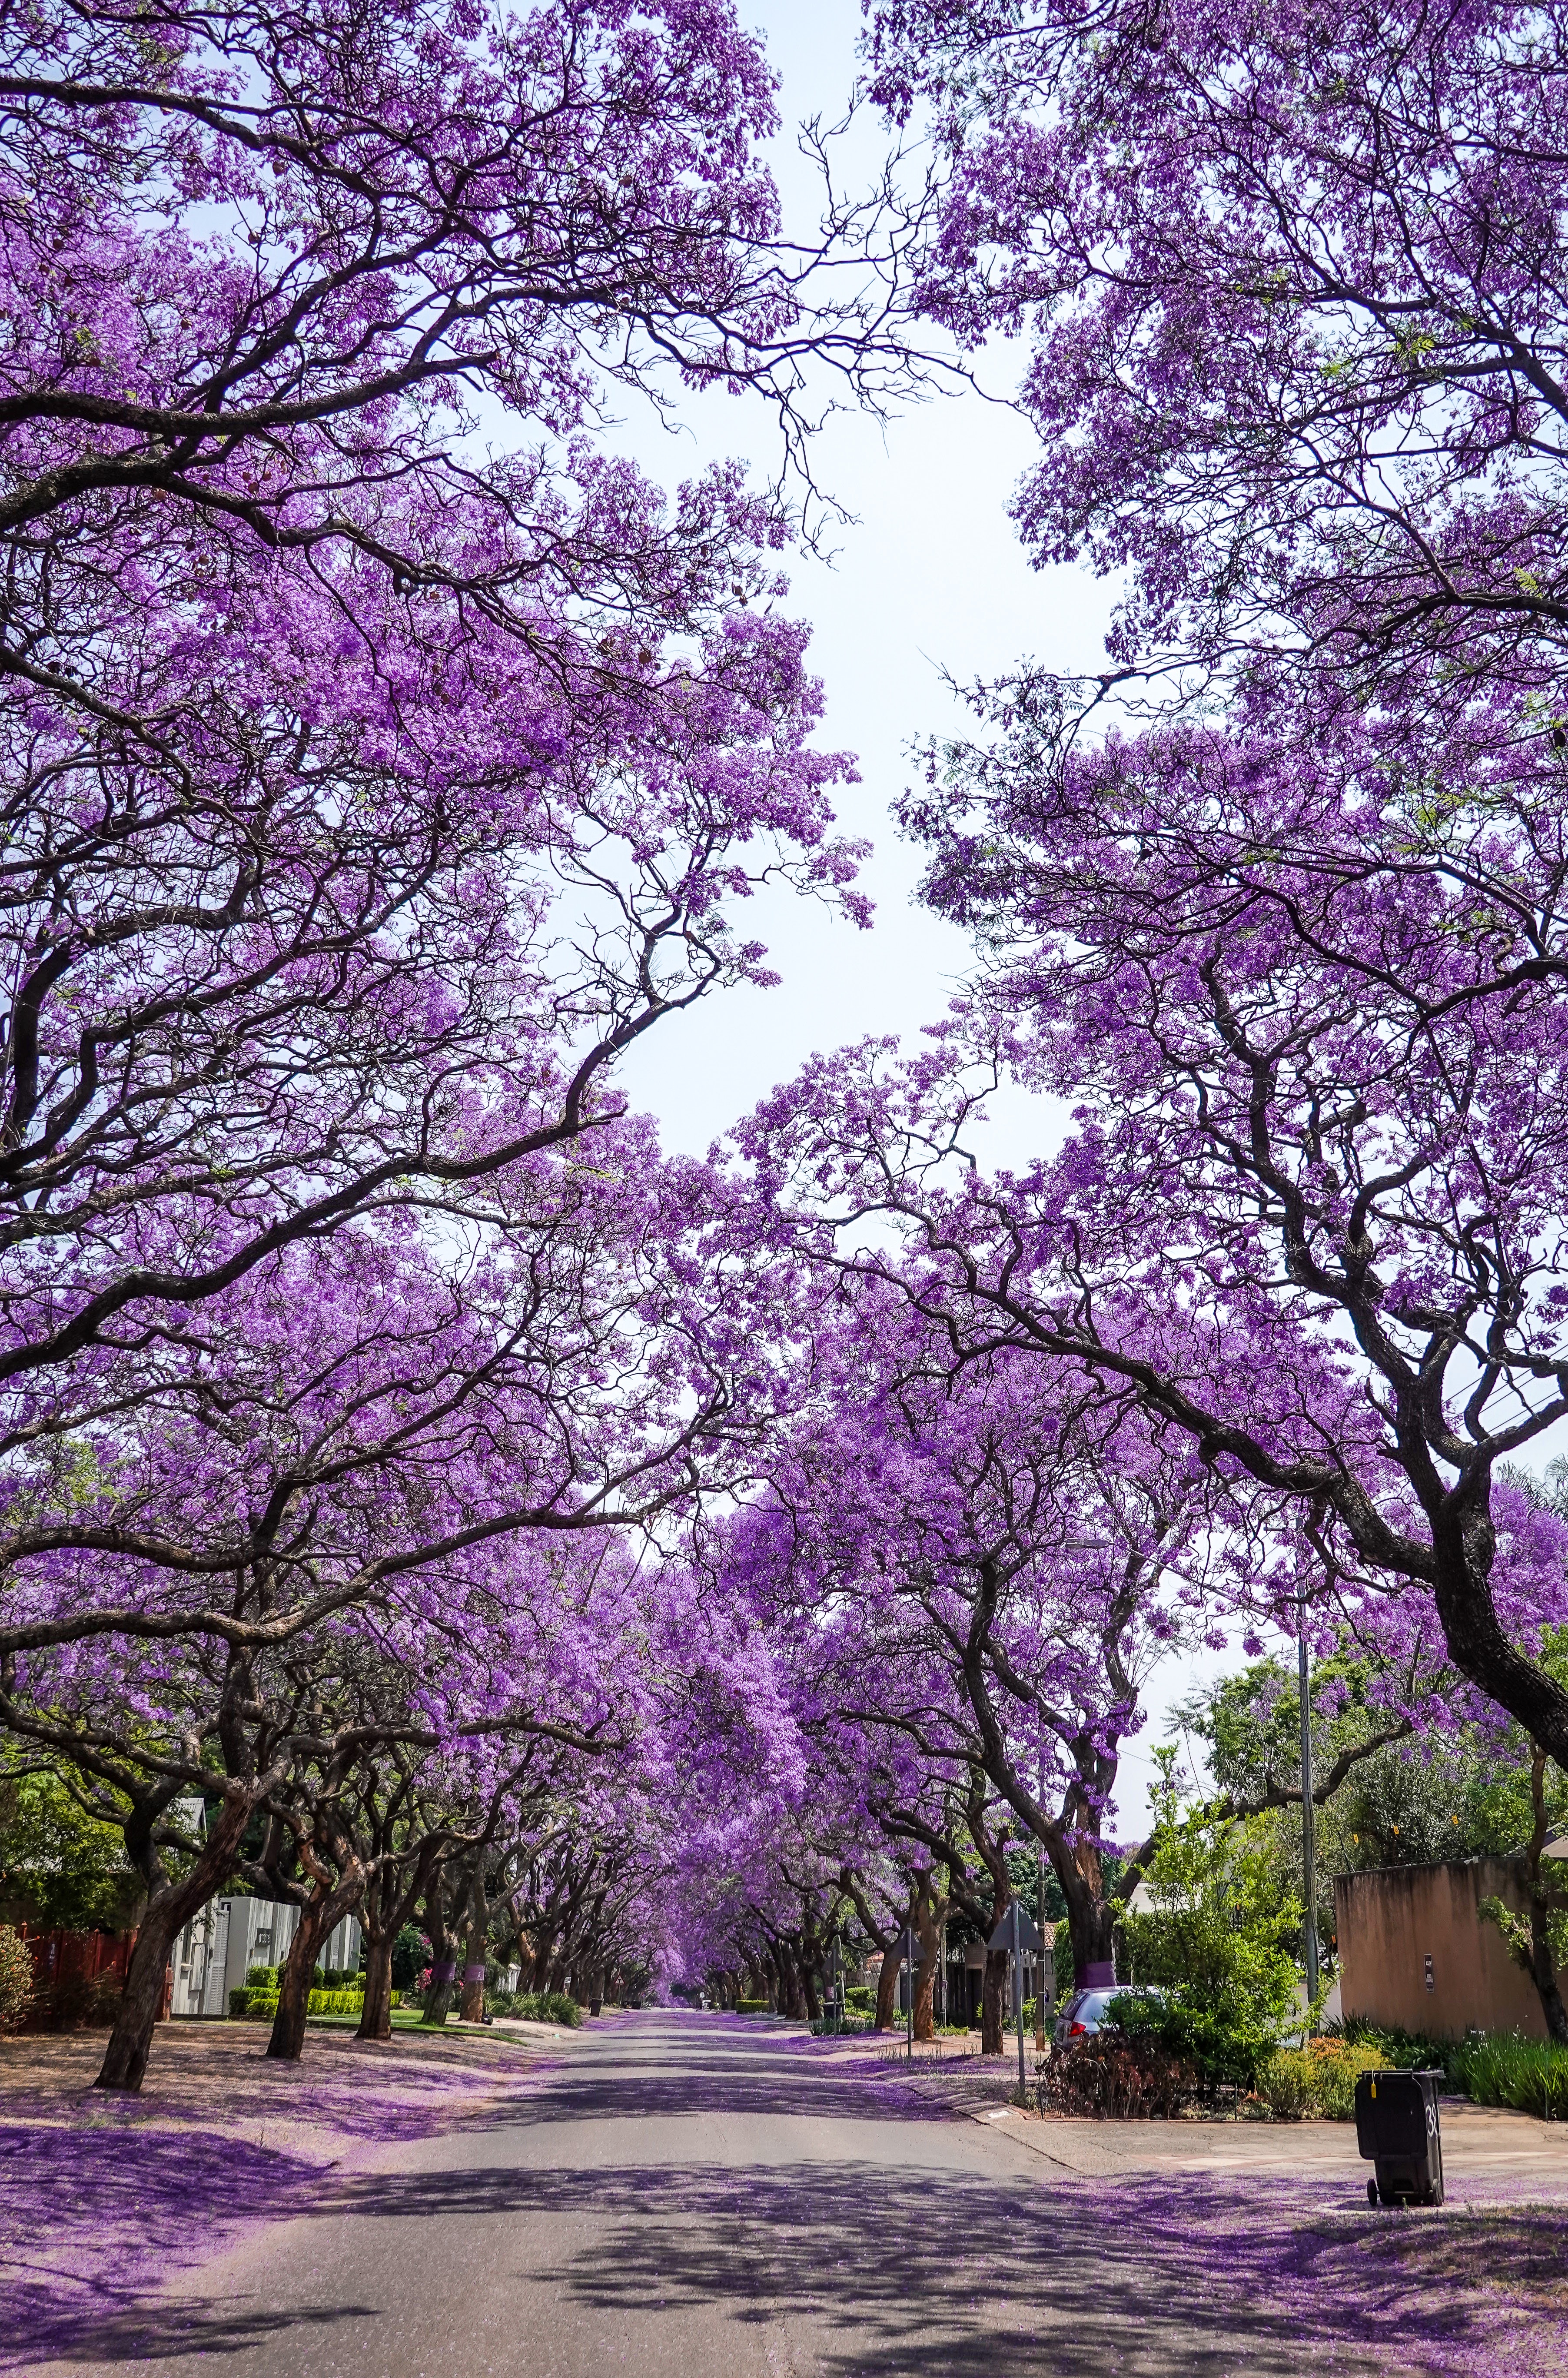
[245,1964,276,1989]
[1302,2038,1390,2121]
[738,1997,771,2014]
[1114,1770,1304,2093]
[1257,2048,1317,2121]
[232,1983,368,2019]
[0,1926,32,2034]
[1450,2036,1568,2120]
[1326,2015,1457,2076]
[390,1926,430,1990]
[517,1989,580,2028]
[1043,2030,1194,2119]
[844,1986,873,2013]
[308,1987,364,2017]
[47,1968,124,2029]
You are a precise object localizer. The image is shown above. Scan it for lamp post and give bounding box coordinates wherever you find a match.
[1036,1754,1050,2053]
[1012,1901,1027,2098]
[1298,1594,1320,2016]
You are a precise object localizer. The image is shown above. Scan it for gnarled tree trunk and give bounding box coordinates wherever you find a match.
[981,1946,1007,2056]
[268,1856,365,2062]
[458,1866,489,2024]
[874,1940,900,2032]
[96,1793,250,2093]
[421,1869,458,2027]
[358,1934,395,2042]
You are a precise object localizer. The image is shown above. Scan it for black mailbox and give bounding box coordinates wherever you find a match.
[1354,2067,1445,2207]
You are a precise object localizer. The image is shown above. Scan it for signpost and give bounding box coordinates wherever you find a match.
[990,1905,1043,2098]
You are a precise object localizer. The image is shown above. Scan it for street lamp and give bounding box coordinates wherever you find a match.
[1298,1592,1320,2014]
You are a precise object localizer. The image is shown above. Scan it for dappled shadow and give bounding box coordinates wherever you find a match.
[12,2015,1567,2377]
[0,2122,325,2368]
[29,2148,1568,2374]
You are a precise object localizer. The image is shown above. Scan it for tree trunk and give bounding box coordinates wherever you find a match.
[422,1872,458,2026]
[802,1956,821,2021]
[358,1933,395,2042]
[912,1878,943,2043]
[268,1865,364,2062]
[458,1867,488,2023]
[95,1793,250,2093]
[874,1940,900,2032]
[981,1948,1008,2056]
[1066,1889,1118,1989]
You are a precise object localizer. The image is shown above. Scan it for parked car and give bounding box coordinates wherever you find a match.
[1053,1985,1163,2046]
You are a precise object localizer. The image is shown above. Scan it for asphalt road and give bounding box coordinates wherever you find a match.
[40,2012,1423,2376]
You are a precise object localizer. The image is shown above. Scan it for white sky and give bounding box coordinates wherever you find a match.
[606,0,1237,1833]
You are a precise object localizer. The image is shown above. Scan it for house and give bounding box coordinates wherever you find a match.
[168,1899,362,2017]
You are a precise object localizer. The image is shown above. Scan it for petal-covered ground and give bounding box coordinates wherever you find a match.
[0,2019,567,2365]
[4,2013,1567,2377]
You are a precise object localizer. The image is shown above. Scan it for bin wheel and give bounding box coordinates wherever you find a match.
[1367,2180,1379,2207]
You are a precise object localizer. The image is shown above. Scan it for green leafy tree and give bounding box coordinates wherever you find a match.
[1113,1757,1303,2090]
[0,1765,143,1933]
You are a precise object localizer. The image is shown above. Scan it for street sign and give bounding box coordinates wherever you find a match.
[988,1911,1042,1955]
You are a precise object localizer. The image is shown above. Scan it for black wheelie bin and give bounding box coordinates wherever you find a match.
[1354,2067,1445,2206]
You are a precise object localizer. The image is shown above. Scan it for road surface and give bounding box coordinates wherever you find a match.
[36,2011,1555,2375]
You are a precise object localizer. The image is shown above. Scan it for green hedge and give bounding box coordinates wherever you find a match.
[228,1984,402,2020]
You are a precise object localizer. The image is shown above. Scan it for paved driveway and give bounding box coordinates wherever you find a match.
[33,2012,1568,2377]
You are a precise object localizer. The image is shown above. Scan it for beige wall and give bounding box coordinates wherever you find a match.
[1336,1857,1545,2039]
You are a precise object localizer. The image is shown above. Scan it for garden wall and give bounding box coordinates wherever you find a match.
[1335,1857,1545,2040]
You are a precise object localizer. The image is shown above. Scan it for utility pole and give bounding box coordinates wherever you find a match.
[1013,1901,1026,2098]
[1298,1597,1320,2017]
[1036,1755,1050,2053]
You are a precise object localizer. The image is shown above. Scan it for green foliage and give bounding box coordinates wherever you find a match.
[232,1982,370,2019]
[0,1924,32,2033]
[737,1996,771,2013]
[0,1768,142,1933]
[1113,1760,1303,2091]
[389,1926,429,1990]
[488,1988,581,2027]
[1479,1893,1568,1978]
[1448,2036,1568,2119]
[1003,1845,1072,1928]
[1169,1634,1568,1939]
[1255,2039,1392,2121]
[843,1985,873,2012]
[309,1987,365,2017]
[1256,2048,1317,2120]
[1326,2014,1460,2073]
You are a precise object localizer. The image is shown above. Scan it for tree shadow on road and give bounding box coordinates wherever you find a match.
[26,2152,1565,2375]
